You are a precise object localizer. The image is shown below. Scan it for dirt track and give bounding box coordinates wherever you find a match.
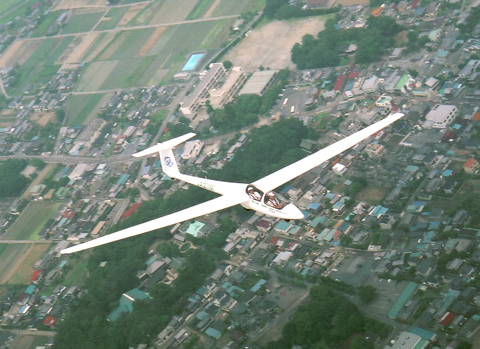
[225,18,326,71]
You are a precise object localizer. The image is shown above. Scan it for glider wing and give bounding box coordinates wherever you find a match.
[253,113,403,192]
[61,193,246,254]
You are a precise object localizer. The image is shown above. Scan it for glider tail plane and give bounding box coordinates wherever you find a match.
[133,132,196,179]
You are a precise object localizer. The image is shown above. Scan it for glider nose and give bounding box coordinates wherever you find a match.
[284,204,304,220]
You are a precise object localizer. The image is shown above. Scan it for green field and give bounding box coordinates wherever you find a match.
[3,201,60,240]
[8,37,72,95]
[0,0,39,25]
[0,244,51,284]
[30,10,61,38]
[62,10,105,35]
[0,0,20,13]
[63,259,88,287]
[11,335,50,349]
[210,0,266,17]
[148,19,232,55]
[0,244,7,256]
[109,28,154,60]
[95,6,129,31]
[120,0,149,3]
[186,0,215,20]
[130,0,198,26]
[76,18,232,91]
[66,93,106,126]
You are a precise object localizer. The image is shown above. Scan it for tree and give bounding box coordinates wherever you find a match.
[267,285,366,348]
[0,159,30,198]
[358,285,377,304]
[222,60,233,69]
[350,335,374,349]
[408,69,419,78]
[29,158,46,170]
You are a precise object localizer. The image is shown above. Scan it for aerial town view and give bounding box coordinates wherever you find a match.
[0,0,480,348]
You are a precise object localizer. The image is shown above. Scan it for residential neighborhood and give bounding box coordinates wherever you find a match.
[1,0,480,349]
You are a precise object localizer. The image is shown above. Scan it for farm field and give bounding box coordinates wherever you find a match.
[0,0,39,25]
[75,60,119,91]
[208,0,265,17]
[5,36,74,95]
[61,9,105,34]
[65,93,108,125]
[30,10,62,38]
[82,31,116,62]
[3,201,60,240]
[186,0,216,20]
[95,6,129,31]
[0,244,50,284]
[0,110,17,127]
[75,18,232,91]
[54,0,108,10]
[0,244,7,256]
[11,335,50,349]
[130,0,199,26]
[0,39,42,69]
[0,0,20,13]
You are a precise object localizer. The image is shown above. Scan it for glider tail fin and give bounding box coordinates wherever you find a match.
[133,132,196,179]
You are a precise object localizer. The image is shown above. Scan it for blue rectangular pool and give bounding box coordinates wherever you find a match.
[181,52,205,71]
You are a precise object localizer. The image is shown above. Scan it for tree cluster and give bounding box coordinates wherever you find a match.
[0,159,30,198]
[405,30,430,52]
[265,285,367,348]
[457,5,480,36]
[291,16,403,69]
[213,118,318,183]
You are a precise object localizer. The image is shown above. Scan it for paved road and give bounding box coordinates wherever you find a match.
[7,329,55,336]
[0,239,51,244]
[22,15,240,41]
[0,75,10,99]
[57,0,150,10]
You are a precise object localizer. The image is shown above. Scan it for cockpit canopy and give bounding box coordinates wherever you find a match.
[246,185,289,210]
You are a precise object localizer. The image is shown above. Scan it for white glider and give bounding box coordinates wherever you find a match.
[61,113,403,254]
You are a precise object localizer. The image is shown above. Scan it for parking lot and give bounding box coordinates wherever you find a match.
[329,252,408,317]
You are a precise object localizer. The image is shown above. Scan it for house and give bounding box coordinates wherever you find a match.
[463,158,479,173]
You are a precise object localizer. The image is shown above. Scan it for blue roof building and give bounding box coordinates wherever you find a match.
[206,327,221,340]
[107,288,148,321]
[250,279,266,293]
[25,285,36,295]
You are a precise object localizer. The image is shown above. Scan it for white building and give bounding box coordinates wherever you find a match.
[180,63,227,117]
[208,67,247,108]
[68,163,90,181]
[362,75,379,94]
[459,60,480,78]
[352,77,365,96]
[181,140,204,160]
[238,70,278,96]
[387,332,429,349]
[423,104,458,129]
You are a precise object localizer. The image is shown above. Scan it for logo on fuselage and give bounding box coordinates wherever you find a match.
[164,156,174,167]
